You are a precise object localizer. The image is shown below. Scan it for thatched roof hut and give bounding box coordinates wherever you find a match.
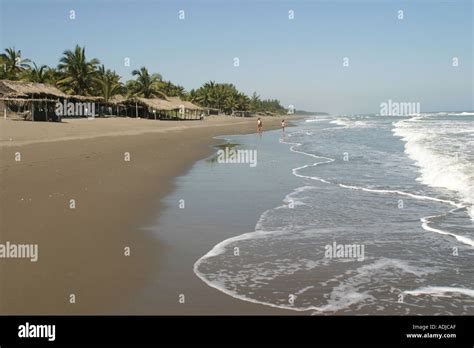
[67,95,104,103]
[122,96,204,119]
[109,95,127,105]
[123,96,202,111]
[0,80,205,121]
[167,97,203,111]
[0,79,68,102]
[0,80,104,104]
[127,97,177,111]
[0,80,107,121]
[0,80,69,121]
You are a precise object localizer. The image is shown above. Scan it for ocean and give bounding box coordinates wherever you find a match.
[194,113,474,315]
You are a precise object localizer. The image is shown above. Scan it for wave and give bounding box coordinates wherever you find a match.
[393,117,474,219]
[280,132,473,247]
[412,111,474,117]
[193,228,327,313]
[305,118,330,123]
[404,286,474,298]
[448,112,474,116]
[330,118,375,128]
[195,238,440,313]
[421,214,474,247]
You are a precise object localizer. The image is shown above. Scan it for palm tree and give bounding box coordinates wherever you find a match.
[159,80,186,97]
[195,80,218,108]
[224,94,237,114]
[94,65,123,102]
[236,92,250,111]
[195,84,210,107]
[0,55,6,79]
[57,45,100,95]
[0,47,31,80]
[130,66,164,98]
[44,67,62,86]
[23,63,48,83]
[187,89,199,103]
[250,92,261,112]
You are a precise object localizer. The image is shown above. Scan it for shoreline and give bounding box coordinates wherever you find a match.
[0,115,303,314]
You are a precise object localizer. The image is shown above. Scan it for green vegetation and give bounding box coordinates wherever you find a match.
[57,45,100,95]
[189,81,250,114]
[1,45,288,115]
[94,65,124,103]
[0,47,31,80]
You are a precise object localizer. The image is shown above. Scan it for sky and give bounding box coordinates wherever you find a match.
[0,0,472,114]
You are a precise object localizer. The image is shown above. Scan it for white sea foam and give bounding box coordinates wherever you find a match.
[393,117,474,220]
[404,286,474,298]
[330,118,375,128]
[195,251,437,313]
[421,215,474,247]
[281,128,472,247]
[305,118,330,123]
[315,258,438,313]
[448,112,474,116]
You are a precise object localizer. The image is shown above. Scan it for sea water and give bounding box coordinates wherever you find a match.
[194,113,474,315]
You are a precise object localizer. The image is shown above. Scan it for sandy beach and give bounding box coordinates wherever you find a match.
[0,116,300,314]
[1,1,472,345]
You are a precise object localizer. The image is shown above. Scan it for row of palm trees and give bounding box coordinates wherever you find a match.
[188,83,286,114]
[0,46,286,113]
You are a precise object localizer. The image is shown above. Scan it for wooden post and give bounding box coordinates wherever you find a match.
[135,102,138,118]
[31,102,35,121]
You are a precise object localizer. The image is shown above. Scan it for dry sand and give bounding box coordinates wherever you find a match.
[0,115,301,314]
[0,115,285,147]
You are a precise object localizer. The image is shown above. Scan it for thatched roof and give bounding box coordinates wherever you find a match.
[0,80,105,104]
[126,96,203,112]
[0,79,68,99]
[109,95,127,105]
[0,81,204,111]
[127,97,178,111]
[167,97,203,110]
[67,95,104,102]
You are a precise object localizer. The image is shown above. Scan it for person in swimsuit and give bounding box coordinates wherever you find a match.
[257,117,263,133]
[281,119,286,132]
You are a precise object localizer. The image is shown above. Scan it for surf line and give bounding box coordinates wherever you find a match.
[193,134,353,314]
[279,131,472,248]
[193,129,472,314]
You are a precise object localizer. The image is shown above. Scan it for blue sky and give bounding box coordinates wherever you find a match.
[1,0,472,114]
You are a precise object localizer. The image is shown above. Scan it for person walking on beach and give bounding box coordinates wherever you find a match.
[257,117,263,134]
[281,119,286,132]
